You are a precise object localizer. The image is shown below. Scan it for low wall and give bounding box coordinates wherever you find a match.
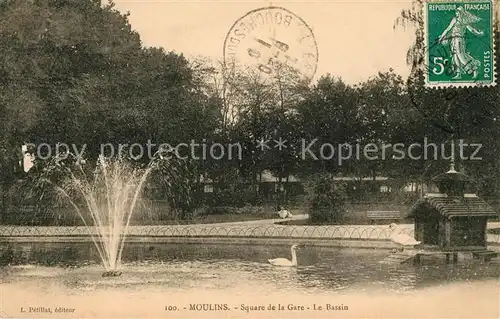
[0,224,410,239]
[0,236,398,249]
[0,224,498,248]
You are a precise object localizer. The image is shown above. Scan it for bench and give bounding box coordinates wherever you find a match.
[472,250,498,262]
[366,211,401,224]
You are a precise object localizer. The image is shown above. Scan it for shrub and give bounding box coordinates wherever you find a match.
[207,184,257,207]
[193,204,269,217]
[305,173,347,224]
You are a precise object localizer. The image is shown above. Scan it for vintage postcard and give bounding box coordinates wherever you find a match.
[0,0,499,318]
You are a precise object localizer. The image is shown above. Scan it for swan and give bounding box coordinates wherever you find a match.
[268,244,300,267]
[389,223,421,252]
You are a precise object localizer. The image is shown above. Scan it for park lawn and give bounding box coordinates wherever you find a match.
[148,205,280,225]
[277,218,414,226]
[277,203,412,226]
[7,202,435,226]
[175,202,412,226]
[167,211,278,225]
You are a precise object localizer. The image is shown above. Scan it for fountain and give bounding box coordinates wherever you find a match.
[53,155,154,276]
[42,148,193,276]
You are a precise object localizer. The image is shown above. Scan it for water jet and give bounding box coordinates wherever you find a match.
[54,155,153,274]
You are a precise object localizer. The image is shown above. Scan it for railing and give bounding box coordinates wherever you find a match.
[0,224,498,243]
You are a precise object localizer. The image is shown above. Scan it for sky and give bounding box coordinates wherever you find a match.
[111,0,418,85]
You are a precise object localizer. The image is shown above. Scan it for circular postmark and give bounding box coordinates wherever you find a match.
[223,6,318,83]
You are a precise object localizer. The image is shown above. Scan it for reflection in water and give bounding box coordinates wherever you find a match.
[1,242,499,295]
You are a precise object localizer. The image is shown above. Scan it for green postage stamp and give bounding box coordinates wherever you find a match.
[424,0,496,87]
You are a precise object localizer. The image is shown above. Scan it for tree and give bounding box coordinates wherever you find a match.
[305,172,347,224]
[295,75,361,176]
[0,0,220,221]
[395,0,500,198]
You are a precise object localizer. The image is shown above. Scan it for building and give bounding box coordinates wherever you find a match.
[21,144,34,173]
[407,163,498,251]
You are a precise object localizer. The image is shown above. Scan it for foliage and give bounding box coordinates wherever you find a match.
[1,0,499,226]
[0,0,220,177]
[305,173,347,224]
[154,149,198,220]
[197,204,267,216]
[394,0,500,196]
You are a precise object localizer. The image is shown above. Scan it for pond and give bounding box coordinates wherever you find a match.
[1,242,499,318]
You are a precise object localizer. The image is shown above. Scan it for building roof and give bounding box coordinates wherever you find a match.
[199,172,390,184]
[432,170,473,182]
[407,195,498,218]
[260,170,300,182]
[333,176,389,181]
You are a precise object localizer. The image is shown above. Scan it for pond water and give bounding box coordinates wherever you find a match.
[1,242,499,318]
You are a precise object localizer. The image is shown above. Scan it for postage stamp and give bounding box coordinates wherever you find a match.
[424,0,496,87]
[223,6,318,83]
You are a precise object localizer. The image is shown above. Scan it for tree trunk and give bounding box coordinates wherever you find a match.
[277,176,283,207]
[196,173,202,206]
[284,175,289,205]
[258,171,262,202]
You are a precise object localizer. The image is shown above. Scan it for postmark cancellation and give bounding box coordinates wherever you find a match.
[223,6,319,83]
[423,0,496,88]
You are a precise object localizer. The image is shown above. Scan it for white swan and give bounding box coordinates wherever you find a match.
[268,244,299,267]
[389,223,421,252]
[277,209,293,219]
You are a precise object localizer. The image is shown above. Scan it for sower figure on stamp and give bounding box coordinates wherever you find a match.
[438,6,484,79]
